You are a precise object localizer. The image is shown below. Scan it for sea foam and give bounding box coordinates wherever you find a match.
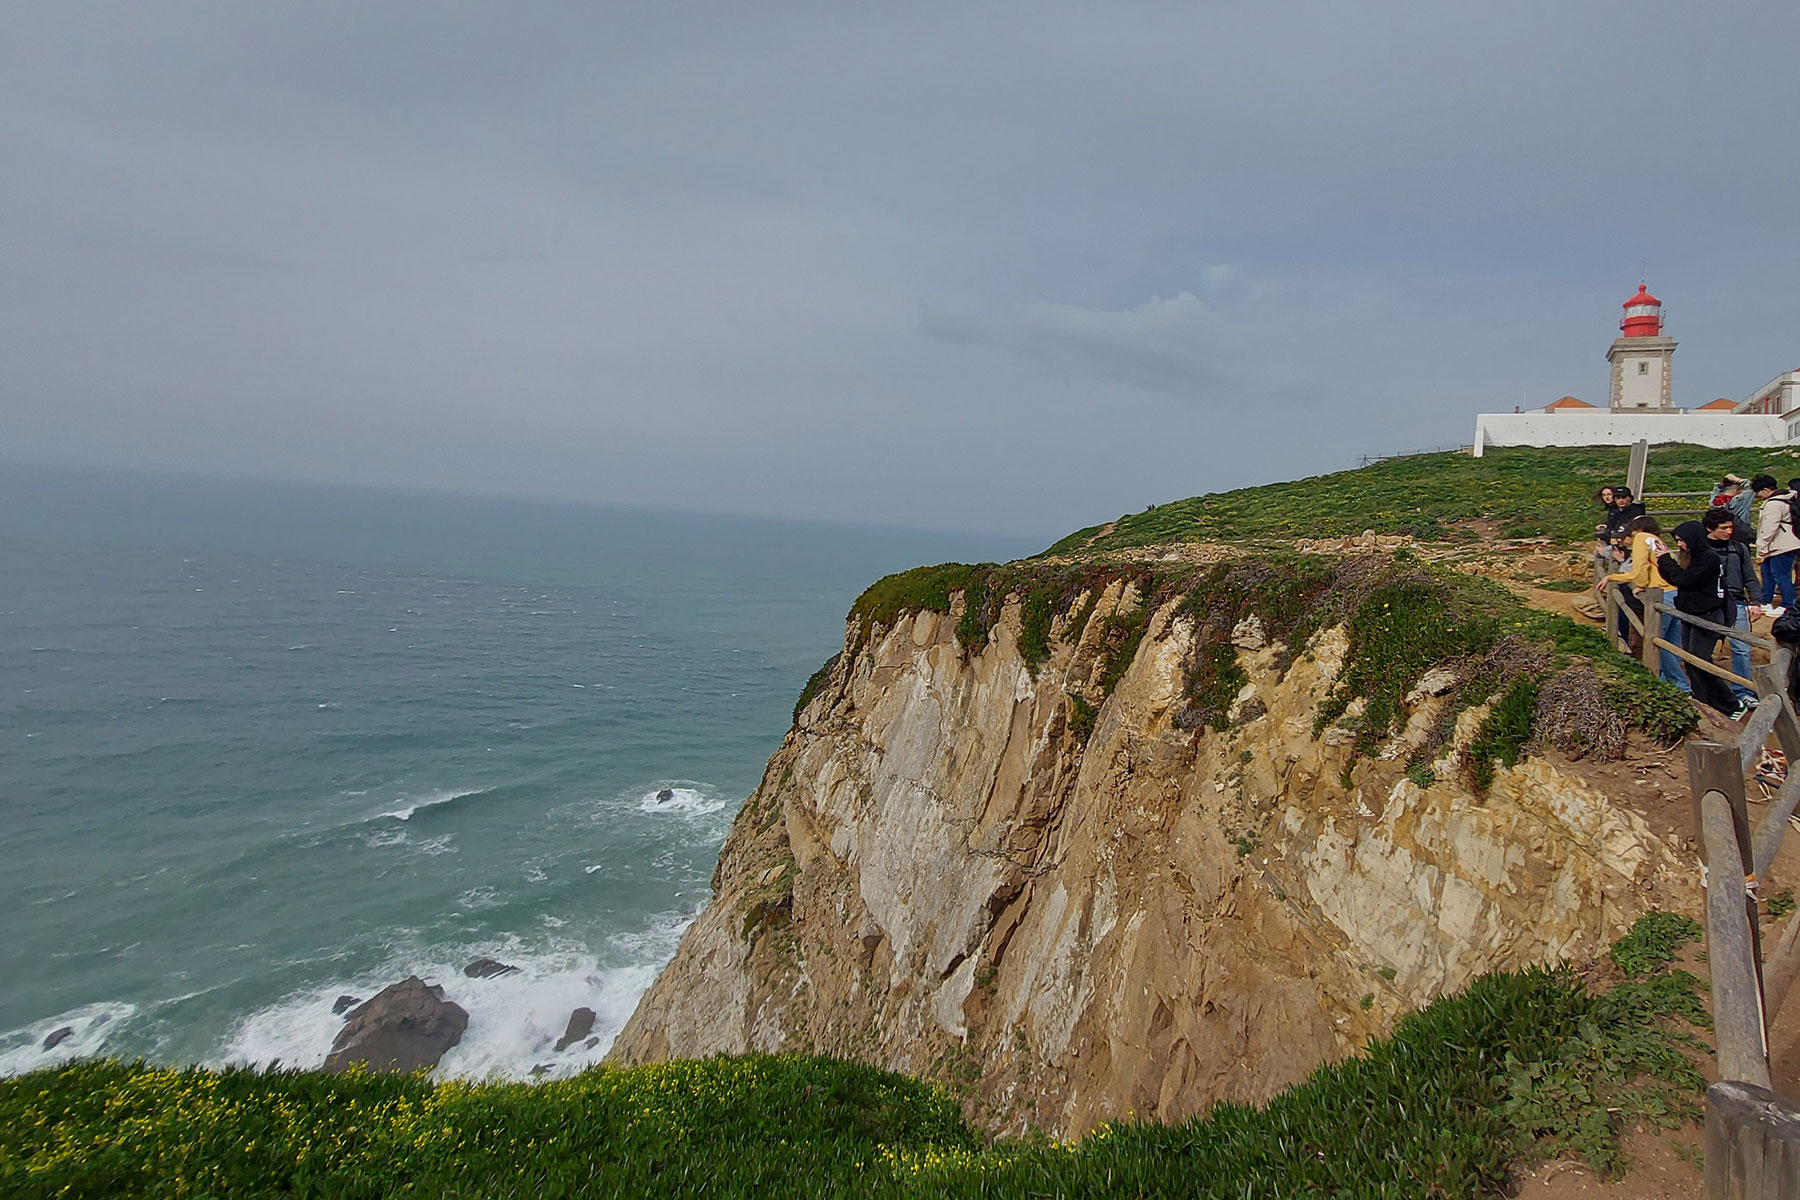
[214,911,697,1083]
[635,784,728,818]
[0,1002,139,1076]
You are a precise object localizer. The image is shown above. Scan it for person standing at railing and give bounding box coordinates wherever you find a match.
[1599,516,1686,691]
[1599,488,1645,573]
[1703,507,1759,715]
[1753,475,1800,609]
[1656,521,1739,717]
[1724,474,1754,526]
[1592,485,1618,570]
[1605,487,1645,541]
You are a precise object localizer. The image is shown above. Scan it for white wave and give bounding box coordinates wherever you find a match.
[0,1002,138,1076]
[364,828,407,848]
[607,906,699,961]
[381,787,486,822]
[215,921,693,1082]
[635,785,727,817]
[416,835,458,856]
[457,886,502,911]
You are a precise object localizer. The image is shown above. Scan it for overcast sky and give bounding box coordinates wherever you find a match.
[4,2,1798,537]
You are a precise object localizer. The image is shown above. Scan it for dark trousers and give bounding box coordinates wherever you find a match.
[1683,619,1738,716]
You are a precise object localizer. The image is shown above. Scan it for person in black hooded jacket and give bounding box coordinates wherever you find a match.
[1603,488,1647,547]
[1657,521,1737,716]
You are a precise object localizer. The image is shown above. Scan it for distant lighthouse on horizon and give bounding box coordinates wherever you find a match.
[1606,283,1677,412]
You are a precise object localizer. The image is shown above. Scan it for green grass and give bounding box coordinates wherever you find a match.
[1,916,1706,1199]
[1467,676,1541,790]
[1040,443,1800,554]
[1610,911,1705,978]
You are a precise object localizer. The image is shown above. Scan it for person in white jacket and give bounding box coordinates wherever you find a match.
[1753,474,1800,607]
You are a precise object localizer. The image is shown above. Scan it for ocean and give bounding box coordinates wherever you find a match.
[0,465,1033,1080]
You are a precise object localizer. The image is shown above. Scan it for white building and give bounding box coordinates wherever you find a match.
[1735,370,1800,440]
[1471,286,1794,456]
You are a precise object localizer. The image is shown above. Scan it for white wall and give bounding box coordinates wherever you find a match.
[1615,353,1667,409]
[1472,411,1788,456]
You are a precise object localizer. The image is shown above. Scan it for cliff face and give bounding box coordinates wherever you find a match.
[609,572,1694,1137]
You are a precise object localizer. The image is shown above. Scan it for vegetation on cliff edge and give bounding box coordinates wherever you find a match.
[1,914,1705,1199]
[845,553,1696,754]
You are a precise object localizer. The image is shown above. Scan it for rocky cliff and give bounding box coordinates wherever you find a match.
[609,556,1696,1137]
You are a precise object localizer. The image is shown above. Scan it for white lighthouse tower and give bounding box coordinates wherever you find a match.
[1607,283,1677,411]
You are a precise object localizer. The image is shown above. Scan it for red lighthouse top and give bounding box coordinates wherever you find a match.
[1620,284,1663,338]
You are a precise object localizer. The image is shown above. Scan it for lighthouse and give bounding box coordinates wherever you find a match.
[1606,284,1677,411]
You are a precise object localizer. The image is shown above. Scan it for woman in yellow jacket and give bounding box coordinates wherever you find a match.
[1598,516,1688,694]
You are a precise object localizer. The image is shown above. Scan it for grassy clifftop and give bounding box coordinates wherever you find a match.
[1044,443,1800,554]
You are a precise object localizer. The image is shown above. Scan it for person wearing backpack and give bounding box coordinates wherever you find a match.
[1753,474,1800,607]
[1656,521,1738,717]
[1703,507,1758,713]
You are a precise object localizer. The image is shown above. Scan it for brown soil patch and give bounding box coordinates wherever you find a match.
[1512,1127,1703,1200]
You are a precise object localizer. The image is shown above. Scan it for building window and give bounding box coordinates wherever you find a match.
[1638,362,1649,375]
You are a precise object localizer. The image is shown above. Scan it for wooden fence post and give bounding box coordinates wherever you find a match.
[1603,583,1620,650]
[1643,587,1665,672]
[1690,740,1769,1092]
[1692,738,1764,952]
[1628,439,1648,498]
[1765,911,1800,1025]
[1753,661,1800,761]
[1706,1081,1800,1200]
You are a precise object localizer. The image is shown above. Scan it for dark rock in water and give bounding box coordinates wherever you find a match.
[332,995,361,1016]
[583,1036,599,1050]
[41,1026,74,1051]
[554,1007,596,1052]
[656,788,674,803]
[530,1063,553,1078]
[463,957,519,980]
[325,976,468,1075]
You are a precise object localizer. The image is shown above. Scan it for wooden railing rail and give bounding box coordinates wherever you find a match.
[1600,582,1773,693]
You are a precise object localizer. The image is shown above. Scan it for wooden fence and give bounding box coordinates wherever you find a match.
[1681,647,1800,1197]
[1602,584,1771,692]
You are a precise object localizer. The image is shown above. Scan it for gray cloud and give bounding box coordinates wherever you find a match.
[3,2,1798,537]
[923,291,1242,396]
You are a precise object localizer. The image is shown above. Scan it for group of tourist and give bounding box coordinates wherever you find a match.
[1593,473,1800,719]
